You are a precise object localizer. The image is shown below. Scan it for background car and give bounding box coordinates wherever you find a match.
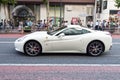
[14,25,112,56]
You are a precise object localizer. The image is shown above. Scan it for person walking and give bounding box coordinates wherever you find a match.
[109,21,115,33]
[95,20,99,30]
[3,19,7,31]
[0,19,3,30]
[6,19,11,32]
[87,20,91,28]
[18,21,23,33]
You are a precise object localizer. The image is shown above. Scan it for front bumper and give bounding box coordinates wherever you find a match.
[14,40,24,53]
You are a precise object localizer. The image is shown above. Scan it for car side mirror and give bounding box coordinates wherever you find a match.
[58,33,65,38]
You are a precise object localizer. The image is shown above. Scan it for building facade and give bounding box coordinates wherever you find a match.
[0,0,94,26]
[97,0,120,22]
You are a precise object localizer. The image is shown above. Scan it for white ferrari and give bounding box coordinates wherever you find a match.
[14,25,112,56]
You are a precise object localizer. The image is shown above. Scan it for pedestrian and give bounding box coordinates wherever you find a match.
[101,20,106,31]
[87,20,91,28]
[78,20,82,26]
[37,20,43,30]
[109,21,115,33]
[6,19,11,32]
[18,21,23,33]
[48,19,53,31]
[95,20,99,30]
[106,21,109,31]
[3,19,7,30]
[90,20,93,29]
[117,22,120,33]
[27,19,33,28]
[64,21,68,27]
[43,19,47,30]
[0,19,3,30]
[9,19,14,30]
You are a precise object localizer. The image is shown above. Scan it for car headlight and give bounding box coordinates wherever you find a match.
[17,36,28,42]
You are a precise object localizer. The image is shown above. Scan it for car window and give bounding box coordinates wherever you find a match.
[47,26,67,35]
[57,28,91,36]
[81,29,91,34]
[63,28,76,35]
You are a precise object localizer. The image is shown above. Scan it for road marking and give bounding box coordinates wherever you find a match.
[0,64,120,66]
[104,54,120,57]
[0,42,120,44]
[113,42,120,44]
[0,42,14,43]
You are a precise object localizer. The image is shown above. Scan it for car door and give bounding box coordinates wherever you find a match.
[46,28,83,52]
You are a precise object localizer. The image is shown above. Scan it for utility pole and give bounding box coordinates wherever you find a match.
[47,0,49,31]
[93,0,97,29]
[60,0,62,27]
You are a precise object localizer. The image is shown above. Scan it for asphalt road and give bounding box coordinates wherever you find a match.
[0,38,120,80]
[0,38,120,64]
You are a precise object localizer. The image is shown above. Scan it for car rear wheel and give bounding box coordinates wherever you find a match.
[24,40,42,56]
[87,41,104,56]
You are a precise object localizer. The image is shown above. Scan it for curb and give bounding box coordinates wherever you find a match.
[0,32,120,38]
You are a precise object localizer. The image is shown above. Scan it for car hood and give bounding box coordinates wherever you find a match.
[27,31,48,37]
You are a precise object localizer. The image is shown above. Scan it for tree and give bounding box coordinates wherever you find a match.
[0,0,16,4]
[115,0,120,8]
[42,0,48,5]
[115,0,120,33]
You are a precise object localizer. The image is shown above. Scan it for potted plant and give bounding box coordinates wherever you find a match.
[23,26,31,32]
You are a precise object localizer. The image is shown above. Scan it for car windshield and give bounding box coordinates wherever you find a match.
[47,26,67,35]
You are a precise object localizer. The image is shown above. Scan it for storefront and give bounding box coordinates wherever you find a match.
[0,0,94,27]
[109,10,120,22]
[100,0,120,22]
[49,3,64,26]
[11,5,35,26]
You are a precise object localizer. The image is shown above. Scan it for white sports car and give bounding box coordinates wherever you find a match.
[14,25,112,56]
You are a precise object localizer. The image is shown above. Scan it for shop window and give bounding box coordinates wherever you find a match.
[96,0,102,13]
[103,0,107,10]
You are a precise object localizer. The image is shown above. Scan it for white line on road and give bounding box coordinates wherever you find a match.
[0,64,120,66]
[113,42,120,44]
[0,42,14,43]
[0,42,120,44]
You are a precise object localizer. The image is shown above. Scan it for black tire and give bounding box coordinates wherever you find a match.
[87,41,104,56]
[24,40,42,56]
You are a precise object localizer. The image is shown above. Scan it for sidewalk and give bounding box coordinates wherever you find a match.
[0,33,120,38]
[0,33,26,38]
[111,34,120,39]
[0,29,29,38]
[0,66,120,80]
[0,27,120,38]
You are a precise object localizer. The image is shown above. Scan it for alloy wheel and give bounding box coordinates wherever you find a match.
[87,41,104,56]
[24,41,41,56]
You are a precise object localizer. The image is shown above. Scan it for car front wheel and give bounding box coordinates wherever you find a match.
[24,40,42,56]
[87,41,104,56]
